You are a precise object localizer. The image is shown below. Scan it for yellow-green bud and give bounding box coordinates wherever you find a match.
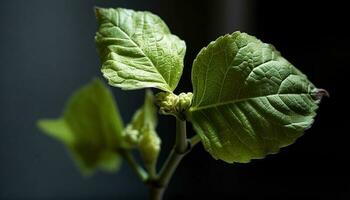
[138,127,161,165]
[155,92,193,120]
[122,125,140,148]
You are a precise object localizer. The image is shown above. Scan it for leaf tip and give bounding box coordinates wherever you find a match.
[36,119,46,131]
[313,88,329,102]
[94,6,108,21]
[94,6,101,17]
[36,119,56,133]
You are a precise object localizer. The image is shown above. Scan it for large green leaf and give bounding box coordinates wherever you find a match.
[189,32,324,163]
[38,79,124,174]
[95,7,186,92]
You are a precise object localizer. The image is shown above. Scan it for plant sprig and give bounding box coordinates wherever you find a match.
[38,7,327,200]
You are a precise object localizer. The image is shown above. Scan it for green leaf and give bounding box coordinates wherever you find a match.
[123,90,161,165]
[189,32,324,163]
[95,7,186,92]
[38,79,124,175]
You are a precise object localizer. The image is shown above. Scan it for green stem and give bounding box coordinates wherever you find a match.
[120,149,148,182]
[145,162,157,180]
[119,117,202,200]
[159,119,188,186]
[175,118,188,153]
[149,119,189,200]
[149,186,164,200]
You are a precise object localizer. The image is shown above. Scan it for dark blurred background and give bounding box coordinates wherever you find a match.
[1,0,348,199]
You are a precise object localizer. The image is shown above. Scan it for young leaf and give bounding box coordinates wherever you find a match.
[38,79,124,175]
[138,128,161,168]
[95,8,186,92]
[189,32,325,163]
[126,90,157,135]
[123,90,160,166]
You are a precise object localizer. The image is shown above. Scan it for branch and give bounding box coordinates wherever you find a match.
[119,149,148,182]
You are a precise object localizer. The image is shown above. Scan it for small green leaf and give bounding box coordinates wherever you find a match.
[123,90,160,166]
[189,32,324,163]
[127,90,157,133]
[38,79,124,175]
[95,7,186,92]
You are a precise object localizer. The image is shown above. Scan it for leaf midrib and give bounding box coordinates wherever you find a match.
[190,93,313,112]
[109,17,171,91]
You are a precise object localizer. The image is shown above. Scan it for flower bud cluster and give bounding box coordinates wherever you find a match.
[155,92,193,120]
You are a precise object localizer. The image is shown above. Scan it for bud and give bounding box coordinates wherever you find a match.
[176,92,193,113]
[155,92,193,120]
[138,126,161,165]
[122,125,140,148]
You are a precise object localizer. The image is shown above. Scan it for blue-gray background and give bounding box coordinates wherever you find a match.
[1,0,348,199]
